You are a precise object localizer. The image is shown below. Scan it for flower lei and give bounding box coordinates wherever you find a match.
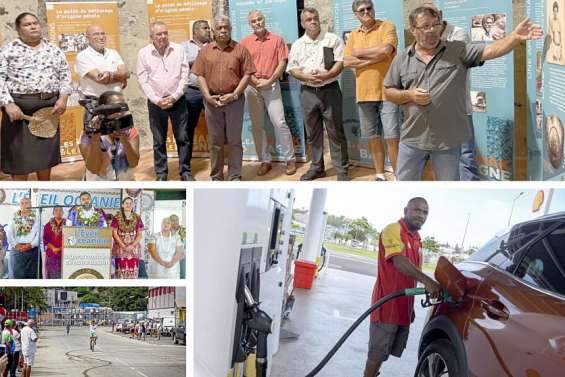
[116,211,140,233]
[14,210,36,237]
[76,206,103,226]
[49,218,65,237]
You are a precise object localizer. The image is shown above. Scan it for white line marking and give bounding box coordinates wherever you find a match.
[329,264,343,269]
[136,371,149,377]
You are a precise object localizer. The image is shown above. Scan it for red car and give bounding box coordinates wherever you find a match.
[416,212,565,377]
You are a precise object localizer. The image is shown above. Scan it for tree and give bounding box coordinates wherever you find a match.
[423,236,441,254]
[0,288,48,312]
[69,287,148,311]
[348,217,373,242]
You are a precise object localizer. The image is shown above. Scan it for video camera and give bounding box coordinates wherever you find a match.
[79,97,134,136]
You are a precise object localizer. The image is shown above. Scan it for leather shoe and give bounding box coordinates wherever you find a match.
[156,175,167,181]
[181,172,196,181]
[257,162,272,176]
[286,161,297,175]
[300,170,326,181]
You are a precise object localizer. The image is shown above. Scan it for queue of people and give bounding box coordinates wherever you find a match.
[1,193,185,280]
[0,3,543,181]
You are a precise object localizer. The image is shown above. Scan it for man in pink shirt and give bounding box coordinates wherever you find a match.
[137,21,191,181]
[240,10,296,177]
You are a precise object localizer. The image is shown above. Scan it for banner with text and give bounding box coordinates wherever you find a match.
[62,227,112,279]
[333,0,404,167]
[46,1,120,162]
[438,0,515,180]
[230,0,307,162]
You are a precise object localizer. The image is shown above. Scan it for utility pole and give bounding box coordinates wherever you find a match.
[461,212,471,252]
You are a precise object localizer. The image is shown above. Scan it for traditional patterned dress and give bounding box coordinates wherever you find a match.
[66,206,107,227]
[42,218,65,279]
[111,212,144,279]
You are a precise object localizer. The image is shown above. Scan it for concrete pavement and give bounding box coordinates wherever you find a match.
[31,327,186,377]
[271,268,429,377]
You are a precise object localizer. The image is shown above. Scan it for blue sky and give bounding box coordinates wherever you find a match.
[294,187,565,248]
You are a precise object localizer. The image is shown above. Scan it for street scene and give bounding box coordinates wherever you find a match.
[0,287,186,377]
[195,187,565,377]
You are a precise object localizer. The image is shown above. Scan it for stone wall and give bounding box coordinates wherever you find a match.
[0,0,530,174]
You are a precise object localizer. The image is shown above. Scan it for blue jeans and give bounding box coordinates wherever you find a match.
[459,115,480,181]
[397,143,461,181]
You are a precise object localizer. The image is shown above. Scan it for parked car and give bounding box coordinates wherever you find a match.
[173,322,186,345]
[161,317,175,336]
[415,212,565,377]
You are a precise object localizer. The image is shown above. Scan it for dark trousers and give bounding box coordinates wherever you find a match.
[147,98,190,178]
[9,351,19,377]
[204,96,245,180]
[13,247,39,279]
[300,82,349,175]
[185,87,204,163]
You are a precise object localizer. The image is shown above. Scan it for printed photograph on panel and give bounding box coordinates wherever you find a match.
[471,13,506,42]
[547,0,565,65]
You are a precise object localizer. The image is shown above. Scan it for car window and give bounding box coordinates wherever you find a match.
[515,227,565,296]
[468,232,510,265]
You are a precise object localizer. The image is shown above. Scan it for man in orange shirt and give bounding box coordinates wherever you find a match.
[241,10,296,177]
[365,197,440,377]
[344,0,400,181]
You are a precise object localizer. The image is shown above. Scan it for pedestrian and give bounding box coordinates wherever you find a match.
[383,6,543,180]
[66,322,70,335]
[0,12,72,181]
[181,20,212,181]
[137,21,191,181]
[344,0,400,181]
[6,198,40,279]
[241,10,297,177]
[157,322,162,340]
[364,198,441,377]
[1,320,15,377]
[9,322,20,377]
[191,15,256,181]
[20,320,38,377]
[287,8,350,181]
[141,322,146,341]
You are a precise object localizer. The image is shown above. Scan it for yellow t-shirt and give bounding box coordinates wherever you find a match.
[344,20,398,102]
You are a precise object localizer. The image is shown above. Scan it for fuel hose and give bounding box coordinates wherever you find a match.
[304,287,427,377]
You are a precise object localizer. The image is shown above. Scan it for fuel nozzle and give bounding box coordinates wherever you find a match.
[243,285,273,377]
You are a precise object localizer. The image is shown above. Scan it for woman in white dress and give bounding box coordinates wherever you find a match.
[148,217,184,279]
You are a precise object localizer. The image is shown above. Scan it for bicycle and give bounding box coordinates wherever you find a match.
[89,335,97,352]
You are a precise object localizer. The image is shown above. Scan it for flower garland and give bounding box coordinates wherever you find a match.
[13,210,36,237]
[49,218,65,237]
[116,211,140,233]
[75,206,103,226]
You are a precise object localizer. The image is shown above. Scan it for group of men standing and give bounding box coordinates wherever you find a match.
[0,3,542,181]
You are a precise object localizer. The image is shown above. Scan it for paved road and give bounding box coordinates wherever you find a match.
[327,251,377,276]
[33,327,186,377]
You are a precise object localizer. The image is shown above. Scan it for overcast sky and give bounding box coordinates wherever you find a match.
[293,186,565,248]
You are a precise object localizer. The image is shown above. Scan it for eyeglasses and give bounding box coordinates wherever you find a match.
[355,6,373,14]
[414,22,443,32]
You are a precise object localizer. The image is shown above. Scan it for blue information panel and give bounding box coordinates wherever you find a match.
[438,0,515,181]
[230,0,306,162]
[528,0,565,180]
[332,0,404,167]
